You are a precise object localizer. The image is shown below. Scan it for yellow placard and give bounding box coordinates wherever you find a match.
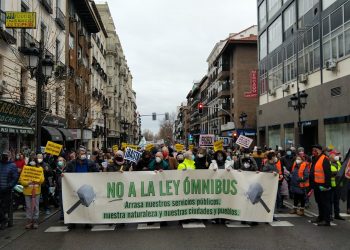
[5,12,36,29]
[214,140,224,152]
[145,144,154,151]
[44,141,63,156]
[21,166,43,183]
[189,145,194,151]
[121,143,127,149]
[175,144,184,152]
[112,145,119,152]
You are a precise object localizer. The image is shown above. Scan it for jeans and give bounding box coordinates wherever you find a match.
[25,195,40,220]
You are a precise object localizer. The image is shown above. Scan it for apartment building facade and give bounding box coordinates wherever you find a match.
[257,0,350,155]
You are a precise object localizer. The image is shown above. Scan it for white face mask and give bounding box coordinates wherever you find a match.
[296,159,302,165]
[29,161,36,166]
[197,154,204,158]
[243,162,250,168]
[273,157,278,163]
[37,159,43,163]
[155,157,162,163]
[334,156,340,161]
[80,154,87,160]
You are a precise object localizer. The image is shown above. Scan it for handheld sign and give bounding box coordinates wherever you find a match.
[145,144,154,151]
[126,144,138,150]
[175,144,185,152]
[235,135,253,149]
[21,166,43,183]
[124,147,142,163]
[214,140,224,152]
[199,134,215,147]
[45,141,63,156]
[189,145,194,151]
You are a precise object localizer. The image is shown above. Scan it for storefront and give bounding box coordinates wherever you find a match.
[0,100,36,153]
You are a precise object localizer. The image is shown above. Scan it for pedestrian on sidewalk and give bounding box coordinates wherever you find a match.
[309,144,332,226]
[329,150,345,220]
[289,156,309,216]
[19,160,45,229]
[0,151,18,229]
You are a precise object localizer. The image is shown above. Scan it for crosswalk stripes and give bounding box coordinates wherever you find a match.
[182,222,206,229]
[225,221,251,228]
[45,226,70,233]
[137,223,160,230]
[91,225,116,231]
[269,221,294,227]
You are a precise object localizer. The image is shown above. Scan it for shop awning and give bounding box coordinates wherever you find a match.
[0,124,34,134]
[42,126,63,141]
[57,128,74,141]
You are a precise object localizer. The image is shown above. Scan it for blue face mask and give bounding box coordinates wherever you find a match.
[286,151,292,156]
[192,155,195,160]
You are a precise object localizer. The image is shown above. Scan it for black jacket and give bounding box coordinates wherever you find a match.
[64,159,99,173]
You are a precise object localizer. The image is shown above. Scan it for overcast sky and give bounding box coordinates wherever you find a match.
[104,0,257,134]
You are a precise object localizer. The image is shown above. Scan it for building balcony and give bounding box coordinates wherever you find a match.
[40,0,53,14]
[18,31,39,55]
[55,7,65,30]
[0,10,17,44]
[217,64,230,80]
[218,82,230,98]
[218,103,231,116]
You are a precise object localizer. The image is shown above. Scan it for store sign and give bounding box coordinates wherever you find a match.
[0,100,35,126]
[5,12,36,29]
[43,115,66,127]
[0,126,34,134]
[244,70,258,98]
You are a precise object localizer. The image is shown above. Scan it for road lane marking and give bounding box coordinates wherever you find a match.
[269,221,294,227]
[137,223,160,230]
[91,225,116,231]
[182,222,206,229]
[45,226,69,232]
[274,213,300,218]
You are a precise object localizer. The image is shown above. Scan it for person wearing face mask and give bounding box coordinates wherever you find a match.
[289,156,309,216]
[176,153,185,165]
[55,157,66,221]
[148,152,169,171]
[329,150,345,220]
[107,151,129,172]
[134,151,152,171]
[235,149,258,171]
[209,150,227,170]
[309,144,332,226]
[162,146,178,170]
[14,153,26,173]
[281,148,295,173]
[36,154,52,215]
[177,151,196,171]
[195,148,209,169]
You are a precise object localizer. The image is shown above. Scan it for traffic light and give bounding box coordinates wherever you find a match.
[165,112,169,120]
[152,112,156,121]
[198,102,204,114]
[232,132,238,142]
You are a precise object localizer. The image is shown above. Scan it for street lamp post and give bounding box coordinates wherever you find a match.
[26,42,54,152]
[120,118,129,145]
[103,105,108,152]
[290,90,308,145]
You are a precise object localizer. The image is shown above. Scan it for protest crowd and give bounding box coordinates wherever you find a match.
[0,142,350,230]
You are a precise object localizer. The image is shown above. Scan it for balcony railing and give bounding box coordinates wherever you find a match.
[18,31,39,54]
[55,7,65,30]
[40,0,53,14]
[0,10,17,44]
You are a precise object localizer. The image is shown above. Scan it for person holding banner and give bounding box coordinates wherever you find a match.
[148,152,169,171]
[19,163,45,229]
[65,148,99,173]
[195,148,210,169]
[162,146,178,170]
[133,151,152,171]
[177,151,196,170]
[209,150,227,170]
[106,151,129,172]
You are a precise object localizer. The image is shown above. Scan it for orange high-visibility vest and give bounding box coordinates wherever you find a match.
[314,155,327,184]
[276,160,283,180]
[292,162,310,188]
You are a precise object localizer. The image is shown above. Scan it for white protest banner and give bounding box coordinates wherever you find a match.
[124,147,142,163]
[199,134,215,147]
[62,170,278,224]
[235,135,253,149]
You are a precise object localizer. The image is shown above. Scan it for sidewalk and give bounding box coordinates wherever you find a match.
[0,208,59,249]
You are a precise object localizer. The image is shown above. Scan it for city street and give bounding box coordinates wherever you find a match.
[2,201,350,250]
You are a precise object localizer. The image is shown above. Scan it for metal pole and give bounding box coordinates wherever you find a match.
[104,113,107,151]
[35,42,44,153]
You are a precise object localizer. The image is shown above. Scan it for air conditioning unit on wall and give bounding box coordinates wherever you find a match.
[299,74,308,84]
[325,59,337,71]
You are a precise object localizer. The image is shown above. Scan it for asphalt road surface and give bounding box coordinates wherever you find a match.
[2,204,350,250]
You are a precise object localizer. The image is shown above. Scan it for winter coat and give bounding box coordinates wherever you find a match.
[0,161,18,191]
[290,163,309,195]
[148,159,169,171]
[177,158,196,170]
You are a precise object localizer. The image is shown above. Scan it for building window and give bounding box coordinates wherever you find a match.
[322,0,337,10]
[298,0,318,18]
[268,127,281,148]
[283,2,296,31]
[259,31,267,60]
[259,60,268,94]
[267,0,281,20]
[69,33,74,49]
[325,123,350,157]
[268,15,282,53]
[259,0,267,29]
